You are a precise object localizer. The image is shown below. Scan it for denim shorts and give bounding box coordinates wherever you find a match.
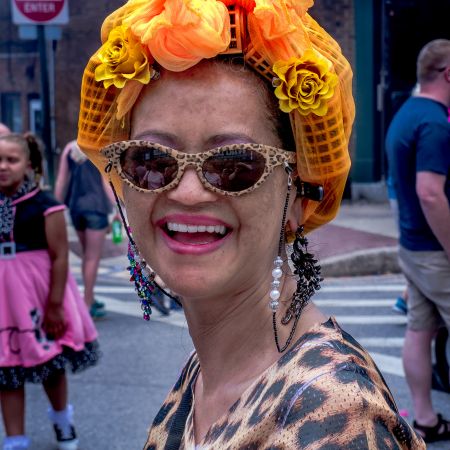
[70,211,108,231]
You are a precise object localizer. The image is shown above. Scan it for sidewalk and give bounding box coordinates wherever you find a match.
[309,200,400,277]
[68,200,400,278]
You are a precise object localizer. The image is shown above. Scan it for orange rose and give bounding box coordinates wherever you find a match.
[272,49,338,116]
[128,0,231,72]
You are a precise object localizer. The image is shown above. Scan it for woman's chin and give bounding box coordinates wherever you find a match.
[159,271,224,301]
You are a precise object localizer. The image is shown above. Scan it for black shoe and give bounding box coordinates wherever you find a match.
[53,424,79,450]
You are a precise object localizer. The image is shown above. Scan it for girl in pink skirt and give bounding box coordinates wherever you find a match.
[0,133,100,450]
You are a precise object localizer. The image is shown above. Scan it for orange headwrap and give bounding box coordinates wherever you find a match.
[78,0,355,233]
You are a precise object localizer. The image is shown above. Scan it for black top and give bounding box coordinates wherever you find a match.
[8,188,64,252]
[65,156,111,215]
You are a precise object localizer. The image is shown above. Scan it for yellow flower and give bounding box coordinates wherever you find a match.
[95,25,151,89]
[272,49,338,116]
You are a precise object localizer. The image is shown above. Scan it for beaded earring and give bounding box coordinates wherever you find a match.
[270,168,322,353]
[127,239,156,321]
[107,181,179,320]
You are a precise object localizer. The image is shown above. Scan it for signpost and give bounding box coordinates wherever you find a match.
[11,0,69,186]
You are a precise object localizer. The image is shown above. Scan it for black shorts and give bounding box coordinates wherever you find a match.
[70,211,108,231]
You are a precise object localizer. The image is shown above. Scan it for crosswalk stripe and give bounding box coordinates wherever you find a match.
[314,299,394,307]
[335,315,407,324]
[95,295,189,327]
[370,352,404,377]
[96,295,141,317]
[320,285,404,293]
[358,337,404,347]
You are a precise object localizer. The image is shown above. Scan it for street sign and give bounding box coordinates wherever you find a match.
[11,0,69,25]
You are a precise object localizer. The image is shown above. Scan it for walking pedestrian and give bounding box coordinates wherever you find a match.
[386,39,450,443]
[76,0,425,448]
[54,140,112,319]
[0,133,100,450]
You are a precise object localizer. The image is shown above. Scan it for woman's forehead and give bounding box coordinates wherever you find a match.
[136,61,266,107]
[130,62,277,145]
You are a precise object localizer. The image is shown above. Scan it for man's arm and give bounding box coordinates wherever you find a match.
[416,171,450,260]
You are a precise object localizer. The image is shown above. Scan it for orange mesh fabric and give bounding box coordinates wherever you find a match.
[77,0,355,233]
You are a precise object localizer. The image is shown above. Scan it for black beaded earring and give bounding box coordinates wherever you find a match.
[270,168,322,353]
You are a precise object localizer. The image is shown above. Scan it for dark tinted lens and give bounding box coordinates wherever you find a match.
[120,145,178,190]
[203,148,265,192]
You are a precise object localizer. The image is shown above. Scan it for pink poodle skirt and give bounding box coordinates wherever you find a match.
[0,250,100,389]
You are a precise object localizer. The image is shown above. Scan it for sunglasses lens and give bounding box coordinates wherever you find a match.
[203,149,265,192]
[120,145,178,190]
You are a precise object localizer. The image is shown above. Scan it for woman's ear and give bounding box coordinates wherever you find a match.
[286,194,309,234]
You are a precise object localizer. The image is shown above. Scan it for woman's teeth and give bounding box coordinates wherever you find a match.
[167,222,226,235]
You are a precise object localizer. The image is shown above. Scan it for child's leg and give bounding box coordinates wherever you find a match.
[42,370,67,411]
[43,371,78,448]
[0,388,25,436]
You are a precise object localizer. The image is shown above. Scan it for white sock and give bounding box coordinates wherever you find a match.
[48,404,74,436]
[2,435,30,450]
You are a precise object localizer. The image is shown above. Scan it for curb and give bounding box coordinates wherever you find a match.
[320,246,400,278]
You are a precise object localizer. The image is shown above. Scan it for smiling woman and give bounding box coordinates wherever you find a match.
[77,0,425,448]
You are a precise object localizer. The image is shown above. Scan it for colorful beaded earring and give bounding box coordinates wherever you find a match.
[127,239,156,321]
[108,181,178,320]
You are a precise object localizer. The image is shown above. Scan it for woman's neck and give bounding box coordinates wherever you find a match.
[182,268,321,395]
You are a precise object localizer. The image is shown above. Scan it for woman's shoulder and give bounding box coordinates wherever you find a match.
[258,318,424,448]
[277,318,393,405]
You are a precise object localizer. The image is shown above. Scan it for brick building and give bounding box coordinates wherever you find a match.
[1,0,449,189]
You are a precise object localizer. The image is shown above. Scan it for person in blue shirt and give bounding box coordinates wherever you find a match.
[386,39,450,444]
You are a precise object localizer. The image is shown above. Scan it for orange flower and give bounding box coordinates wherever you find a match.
[247,0,311,63]
[252,0,296,41]
[95,25,151,89]
[122,0,166,39]
[272,49,338,116]
[286,0,313,18]
[127,0,231,72]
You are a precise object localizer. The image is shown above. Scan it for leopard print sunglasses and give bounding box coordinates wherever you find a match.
[101,140,297,196]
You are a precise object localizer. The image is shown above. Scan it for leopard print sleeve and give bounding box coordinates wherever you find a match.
[265,362,426,449]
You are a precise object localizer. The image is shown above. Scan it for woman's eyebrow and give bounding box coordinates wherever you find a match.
[205,133,257,147]
[132,130,180,147]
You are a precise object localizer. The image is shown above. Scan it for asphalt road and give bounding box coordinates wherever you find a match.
[1,271,449,449]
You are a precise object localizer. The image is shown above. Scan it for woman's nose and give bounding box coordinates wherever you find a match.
[166,167,218,205]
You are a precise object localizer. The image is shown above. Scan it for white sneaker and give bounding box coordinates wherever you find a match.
[2,435,30,450]
[53,424,79,450]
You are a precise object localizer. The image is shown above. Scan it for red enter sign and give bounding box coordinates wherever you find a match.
[14,0,65,23]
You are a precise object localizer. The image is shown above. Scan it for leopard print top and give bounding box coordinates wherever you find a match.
[144,318,425,449]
